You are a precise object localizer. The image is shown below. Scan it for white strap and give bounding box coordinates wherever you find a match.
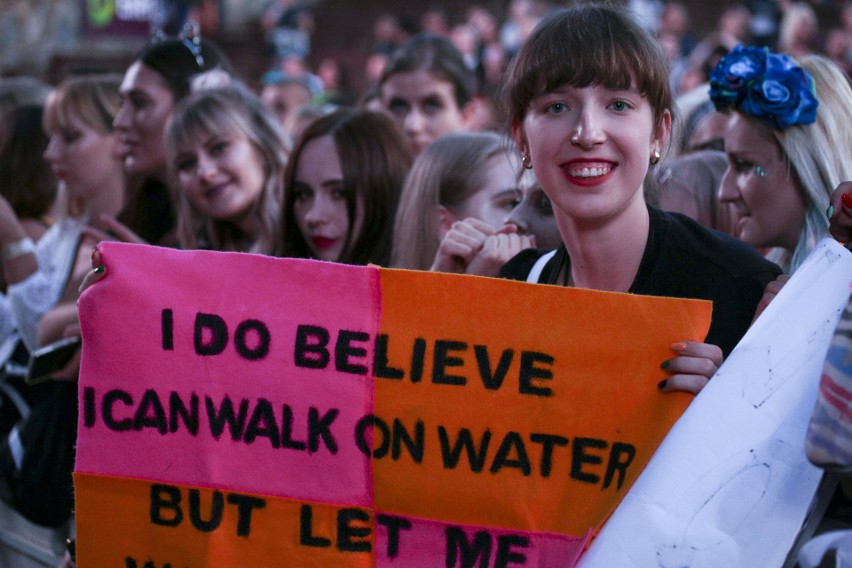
[526,250,557,284]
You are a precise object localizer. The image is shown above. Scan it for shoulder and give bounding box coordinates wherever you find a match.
[648,207,781,280]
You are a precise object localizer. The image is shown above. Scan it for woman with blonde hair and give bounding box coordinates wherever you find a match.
[0,74,124,352]
[391,131,532,273]
[714,50,852,273]
[166,85,289,255]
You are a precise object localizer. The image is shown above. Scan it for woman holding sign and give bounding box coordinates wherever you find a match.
[499,5,781,393]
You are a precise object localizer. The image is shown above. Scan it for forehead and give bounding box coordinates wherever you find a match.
[295,134,341,180]
[120,61,172,98]
[381,70,456,102]
[724,113,777,154]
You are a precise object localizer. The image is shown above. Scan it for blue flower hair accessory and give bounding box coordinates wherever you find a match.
[709,45,818,129]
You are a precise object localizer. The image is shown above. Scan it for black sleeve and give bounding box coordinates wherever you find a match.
[497,249,544,282]
[706,269,780,358]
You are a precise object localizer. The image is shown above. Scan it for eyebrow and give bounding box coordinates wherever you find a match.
[492,188,520,200]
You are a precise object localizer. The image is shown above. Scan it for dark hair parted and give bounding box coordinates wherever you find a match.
[503,5,674,130]
[380,33,477,109]
[0,106,56,219]
[136,38,233,101]
[282,109,413,266]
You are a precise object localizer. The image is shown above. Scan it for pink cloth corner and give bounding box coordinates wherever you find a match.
[373,512,590,567]
[77,243,380,506]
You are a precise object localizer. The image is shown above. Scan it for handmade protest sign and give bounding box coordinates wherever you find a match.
[75,242,711,567]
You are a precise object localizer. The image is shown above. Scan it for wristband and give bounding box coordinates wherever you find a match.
[1,237,35,262]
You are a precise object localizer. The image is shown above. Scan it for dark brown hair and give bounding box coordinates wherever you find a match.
[503,4,673,130]
[281,109,413,265]
[380,33,477,109]
[0,105,56,219]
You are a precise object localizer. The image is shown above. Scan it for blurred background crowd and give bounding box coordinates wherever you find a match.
[2,0,851,107]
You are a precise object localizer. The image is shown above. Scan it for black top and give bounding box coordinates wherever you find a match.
[499,206,782,358]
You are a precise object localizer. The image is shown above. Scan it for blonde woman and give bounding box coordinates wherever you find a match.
[714,51,852,274]
[165,85,290,255]
[391,131,533,274]
[1,74,124,352]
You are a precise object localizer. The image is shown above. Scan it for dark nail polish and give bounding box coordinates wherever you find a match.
[660,359,670,370]
[93,264,105,274]
[843,193,852,208]
[658,379,668,389]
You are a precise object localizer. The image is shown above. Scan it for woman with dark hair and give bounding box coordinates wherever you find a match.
[281,108,412,265]
[379,33,476,155]
[499,5,781,393]
[0,105,56,249]
[112,30,233,246]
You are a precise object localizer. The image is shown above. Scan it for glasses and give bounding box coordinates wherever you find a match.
[150,21,205,69]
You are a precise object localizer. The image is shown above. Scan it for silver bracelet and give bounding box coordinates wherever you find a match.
[1,237,35,262]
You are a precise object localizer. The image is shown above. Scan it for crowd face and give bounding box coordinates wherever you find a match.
[114,61,175,179]
[719,113,807,251]
[174,130,266,233]
[506,171,562,249]
[259,83,312,134]
[381,70,467,154]
[292,134,364,262]
[43,113,120,202]
[516,83,668,226]
[452,153,522,229]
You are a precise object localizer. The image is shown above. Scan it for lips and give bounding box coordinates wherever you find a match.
[561,160,616,187]
[312,236,337,250]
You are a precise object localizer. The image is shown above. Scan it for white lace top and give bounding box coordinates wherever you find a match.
[7,217,85,352]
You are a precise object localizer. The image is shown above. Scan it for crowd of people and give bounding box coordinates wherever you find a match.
[3,0,852,566]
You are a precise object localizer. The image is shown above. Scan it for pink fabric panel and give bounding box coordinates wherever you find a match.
[373,513,590,567]
[76,243,379,506]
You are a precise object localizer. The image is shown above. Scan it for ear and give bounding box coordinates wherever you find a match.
[512,120,527,156]
[653,109,673,154]
[460,98,479,129]
[435,205,457,240]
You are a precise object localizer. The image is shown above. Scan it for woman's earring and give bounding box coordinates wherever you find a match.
[650,150,661,165]
[522,154,533,170]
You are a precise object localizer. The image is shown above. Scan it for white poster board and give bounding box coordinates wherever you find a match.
[580,239,852,568]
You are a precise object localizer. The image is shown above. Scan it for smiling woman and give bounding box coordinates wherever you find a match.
[165,85,290,255]
[499,5,781,394]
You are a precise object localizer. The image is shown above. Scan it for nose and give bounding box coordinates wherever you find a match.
[44,135,61,162]
[113,102,131,131]
[403,108,425,134]
[505,203,528,233]
[196,153,217,182]
[718,166,738,204]
[304,194,332,226]
[569,108,605,149]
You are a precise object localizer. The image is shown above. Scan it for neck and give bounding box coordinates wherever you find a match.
[557,195,650,293]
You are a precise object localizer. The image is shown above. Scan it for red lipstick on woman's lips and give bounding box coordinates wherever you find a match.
[312,236,337,249]
[561,159,616,187]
